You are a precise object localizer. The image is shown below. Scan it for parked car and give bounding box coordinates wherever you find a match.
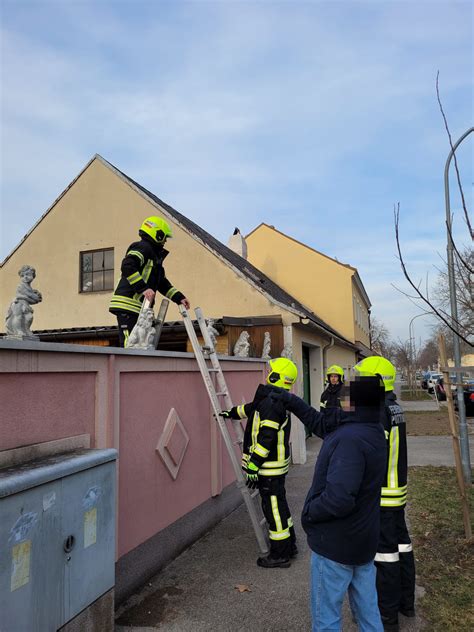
[434,377,446,401]
[427,372,443,394]
[421,372,430,389]
[454,380,474,416]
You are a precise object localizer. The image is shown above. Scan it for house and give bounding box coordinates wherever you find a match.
[0,154,367,462]
[245,223,372,356]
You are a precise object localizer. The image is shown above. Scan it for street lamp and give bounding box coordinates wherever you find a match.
[444,127,473,484]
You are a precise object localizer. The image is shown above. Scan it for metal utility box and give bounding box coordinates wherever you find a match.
[0,449,117,632]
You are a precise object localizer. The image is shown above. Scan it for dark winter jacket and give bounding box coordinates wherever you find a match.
[319,382,343,428]
[109,234,184,316]
[274,386,386,565]
[227,384,290,477]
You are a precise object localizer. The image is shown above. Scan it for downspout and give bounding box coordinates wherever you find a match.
[322,335,335,372]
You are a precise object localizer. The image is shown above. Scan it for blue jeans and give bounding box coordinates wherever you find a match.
[311,551,383,632]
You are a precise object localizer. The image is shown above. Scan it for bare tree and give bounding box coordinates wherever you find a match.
[418,337,439,370]
[370,317,393,357]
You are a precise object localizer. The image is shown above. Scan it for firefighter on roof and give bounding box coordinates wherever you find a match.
[109,216,190,347]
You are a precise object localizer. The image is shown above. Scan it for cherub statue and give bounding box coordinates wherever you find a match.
[5,265,42,339]
[207,318,220,349]
[233,331,250,357]
[261,331,271,360]
[126,308,156,349]
[281,342,293,359]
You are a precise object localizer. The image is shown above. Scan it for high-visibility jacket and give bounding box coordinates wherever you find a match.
[381,391,408,509]
[109,236,184,316]
[227,384,291,477]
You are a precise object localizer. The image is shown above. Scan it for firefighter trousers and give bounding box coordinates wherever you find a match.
[116,312,139,347]
[259,476,295,559]
[375,508,416,620]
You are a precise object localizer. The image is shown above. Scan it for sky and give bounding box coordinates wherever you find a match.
[0,0,472,344]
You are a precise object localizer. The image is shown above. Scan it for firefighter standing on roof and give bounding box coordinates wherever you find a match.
[221,358,298,568]
[109,216,190,347]
[354,356,416,632]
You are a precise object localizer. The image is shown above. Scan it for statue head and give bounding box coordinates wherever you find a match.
[19,265,35,283]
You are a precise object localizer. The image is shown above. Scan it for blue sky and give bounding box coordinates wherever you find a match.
[1,0,472,343]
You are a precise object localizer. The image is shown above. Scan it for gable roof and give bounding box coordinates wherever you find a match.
[246,222,371,308]
[2,154,355,349]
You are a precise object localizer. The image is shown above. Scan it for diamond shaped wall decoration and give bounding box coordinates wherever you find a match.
[156,408,189,480]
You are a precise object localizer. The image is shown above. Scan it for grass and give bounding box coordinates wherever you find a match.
[400,389,433,401]
[405,410,450,436]
[408,466,474,631]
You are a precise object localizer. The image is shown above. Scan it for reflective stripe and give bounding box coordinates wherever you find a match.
[127,272,143,285]
[166,287,179,299]
[260,419,280,430]
[124,330,130,347]
[387,426,399,488]
[259,466,289,476]
[271,495,283,532]
[320,401,326,408]
[142,260,153,283]
[288,516,293,528]
[375,552,399,562]
[277,417,288,463]
[398,543,413,553]
[251,411,260,454]
[254,443,269,458]
[381,496,407,507]
[111,294,142,307]
[110,299,142,314]
[382,485,407,495]
[261,457,290,468]
[127,250,145,264]
[269,528,291,541]
[237,405,246,419]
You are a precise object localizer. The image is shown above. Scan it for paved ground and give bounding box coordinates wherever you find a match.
[408,435,474,466]
[114,435,436,632]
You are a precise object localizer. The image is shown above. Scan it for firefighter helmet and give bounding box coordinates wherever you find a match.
[266,358,298,390]
[326,364,344,383]
[140,216,173,244]
[353,356,396,392]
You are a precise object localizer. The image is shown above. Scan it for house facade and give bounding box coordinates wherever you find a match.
[1,155,368,463]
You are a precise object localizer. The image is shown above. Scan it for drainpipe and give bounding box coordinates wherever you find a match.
[322,336,335,372]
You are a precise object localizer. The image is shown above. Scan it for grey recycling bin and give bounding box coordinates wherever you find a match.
[0,448,117,632]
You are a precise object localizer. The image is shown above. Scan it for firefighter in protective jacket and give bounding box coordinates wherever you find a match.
[109,216,190,347]
[221,358,298,568]
[354,356,416,631]
[319,364,344,427]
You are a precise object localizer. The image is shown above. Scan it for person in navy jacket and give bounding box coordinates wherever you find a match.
[272,375,387,632]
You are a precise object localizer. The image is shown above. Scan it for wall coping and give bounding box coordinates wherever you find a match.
[0,338,266,363]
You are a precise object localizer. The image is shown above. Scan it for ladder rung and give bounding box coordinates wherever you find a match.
[208,368,220,372]
[215,391,228,396]
[250,489,260,499]
[259,517,267,526]
[233,439,243,446]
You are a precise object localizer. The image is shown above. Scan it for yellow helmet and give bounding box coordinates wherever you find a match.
[353,356,396,392]
[266,358,298,390]
[326,364,344,383]
[140,216,173,244]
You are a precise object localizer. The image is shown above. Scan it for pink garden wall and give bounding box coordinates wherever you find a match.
[0,341,265,562]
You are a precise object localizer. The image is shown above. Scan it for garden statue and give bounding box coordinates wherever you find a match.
[5,265,42,340]
[281,342,293,359]
[233,331,250,357]
[207,318,220,349]
[126,308,156,350]
[261,331,271,360]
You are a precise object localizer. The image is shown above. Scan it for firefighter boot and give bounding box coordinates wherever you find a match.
[257,555,291,568]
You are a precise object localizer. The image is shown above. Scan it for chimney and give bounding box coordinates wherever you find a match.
[227,227,248,259]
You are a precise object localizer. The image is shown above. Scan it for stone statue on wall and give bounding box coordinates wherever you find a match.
[207,318,220,349]
[126,308,156,350]
[261,331,271,360]
[281,342,293,359]
[5,265,42,340]
[233,331,250,357]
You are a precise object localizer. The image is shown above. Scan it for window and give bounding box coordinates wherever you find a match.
[80,249,114,292]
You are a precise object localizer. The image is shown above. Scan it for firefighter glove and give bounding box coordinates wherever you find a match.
[219,410,231,418]
[246,462,259,488]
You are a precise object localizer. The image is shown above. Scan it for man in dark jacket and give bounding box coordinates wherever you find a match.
[109,216,189,347]
[221,358,298,568]
[274,376,386,632]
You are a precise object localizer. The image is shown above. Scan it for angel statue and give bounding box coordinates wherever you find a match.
[233,331,250,357]
[5,265,42,340]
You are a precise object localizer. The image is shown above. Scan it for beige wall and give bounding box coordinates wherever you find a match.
[246,224,372,345]
[352,279,370,346]
[1,160,296,331]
